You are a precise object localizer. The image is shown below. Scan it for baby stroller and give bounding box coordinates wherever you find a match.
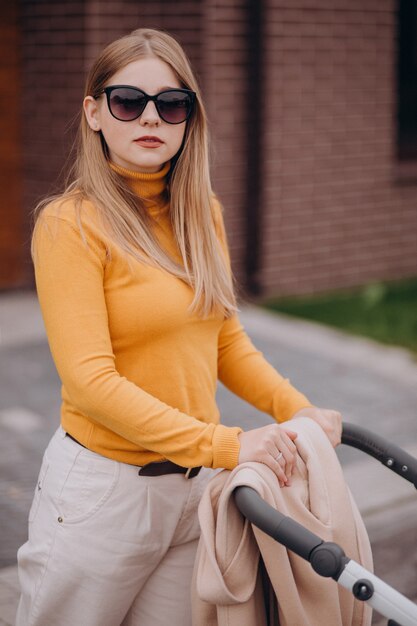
[234,423,417,626]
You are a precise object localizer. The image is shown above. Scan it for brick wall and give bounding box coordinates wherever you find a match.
[84,1,204,72]
[19,0,86,283]
[261,0,417,296]
[0,0,24,287]
[202,0,249,288]
[4,0,417,295]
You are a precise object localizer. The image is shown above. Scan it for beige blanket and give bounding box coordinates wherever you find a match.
[192,417,373,626]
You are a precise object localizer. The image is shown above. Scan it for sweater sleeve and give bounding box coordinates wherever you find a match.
[32,207,242,470]
[213,197,313,423]
[218,315,312,422]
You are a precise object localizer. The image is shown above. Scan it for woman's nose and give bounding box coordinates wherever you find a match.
[139,100,160,125]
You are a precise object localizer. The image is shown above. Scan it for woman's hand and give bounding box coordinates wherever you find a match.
[237,424,298,487]
[292,406,342,447]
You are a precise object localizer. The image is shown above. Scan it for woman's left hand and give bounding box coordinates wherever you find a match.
[291,406,342,447]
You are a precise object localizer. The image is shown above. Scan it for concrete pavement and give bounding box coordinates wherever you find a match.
[1,290,417,625]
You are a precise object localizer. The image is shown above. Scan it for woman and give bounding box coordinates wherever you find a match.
[17,28,341,626]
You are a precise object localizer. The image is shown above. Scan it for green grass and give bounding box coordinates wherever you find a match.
[263,277,417,355]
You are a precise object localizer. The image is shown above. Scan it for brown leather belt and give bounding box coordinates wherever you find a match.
[65,432,202,479]
[138,460,202,479]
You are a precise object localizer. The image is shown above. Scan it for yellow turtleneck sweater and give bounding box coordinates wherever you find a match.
[32,163,311,469]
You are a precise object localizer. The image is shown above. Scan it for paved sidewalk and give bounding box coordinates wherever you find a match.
[0,566,19,626]
[1,291,417,625]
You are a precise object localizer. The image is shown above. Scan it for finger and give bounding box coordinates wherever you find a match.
[270,458,288,486]
[265,442,292,476]
[271,441,292,476]
[265,451,289,486]
[278,435,298,476]
[281,432,297,454]
[335,414,342,445]
[283,429,298,441]
[269,449,293,486]
[278,454,293,486]
[282,446,296,477]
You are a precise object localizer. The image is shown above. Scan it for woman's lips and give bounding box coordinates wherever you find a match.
[134,136,164,148]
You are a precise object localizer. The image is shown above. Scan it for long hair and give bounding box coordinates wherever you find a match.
[32,28,237,318]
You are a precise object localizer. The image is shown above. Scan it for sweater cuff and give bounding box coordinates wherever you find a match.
[212,424,242,470]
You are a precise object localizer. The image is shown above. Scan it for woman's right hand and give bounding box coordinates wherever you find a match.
[237,424,298,487]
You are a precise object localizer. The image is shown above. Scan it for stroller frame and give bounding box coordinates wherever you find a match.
[234,423,417,626]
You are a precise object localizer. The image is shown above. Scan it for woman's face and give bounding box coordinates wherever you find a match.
[84,57,188,173]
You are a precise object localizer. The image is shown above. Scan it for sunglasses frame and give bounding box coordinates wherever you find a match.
[95,85,196,125]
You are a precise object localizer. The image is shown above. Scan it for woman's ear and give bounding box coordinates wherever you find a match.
[83,96,101,132]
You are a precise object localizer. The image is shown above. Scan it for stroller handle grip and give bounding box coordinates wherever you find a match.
[233,485,349,580]
[341,422,417,489]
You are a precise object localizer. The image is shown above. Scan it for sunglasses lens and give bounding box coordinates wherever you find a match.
[156,91,193,124]
[109,88,146,121]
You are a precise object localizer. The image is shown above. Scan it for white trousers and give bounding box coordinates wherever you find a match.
[16,426,216,626]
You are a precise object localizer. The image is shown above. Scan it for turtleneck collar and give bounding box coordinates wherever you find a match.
[109,161,171,214]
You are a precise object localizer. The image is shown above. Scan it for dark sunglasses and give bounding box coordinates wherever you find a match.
[95,85,196,124]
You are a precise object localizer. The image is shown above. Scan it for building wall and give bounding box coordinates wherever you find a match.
[202,0,249,289]
[3,0,417,295]
[19,0,86,284]
[261,0,417,297]
[0,0,24,288]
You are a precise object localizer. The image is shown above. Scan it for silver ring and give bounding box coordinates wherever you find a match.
[275,451,283,462]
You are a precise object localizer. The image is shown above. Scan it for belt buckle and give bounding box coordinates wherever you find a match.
[184,467,192,479]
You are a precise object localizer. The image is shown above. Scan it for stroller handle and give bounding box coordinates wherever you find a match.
[341,422,417,489]
[233,423,417,625]
[233,485,417,625]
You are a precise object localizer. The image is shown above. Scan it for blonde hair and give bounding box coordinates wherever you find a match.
[32,28,237,318]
